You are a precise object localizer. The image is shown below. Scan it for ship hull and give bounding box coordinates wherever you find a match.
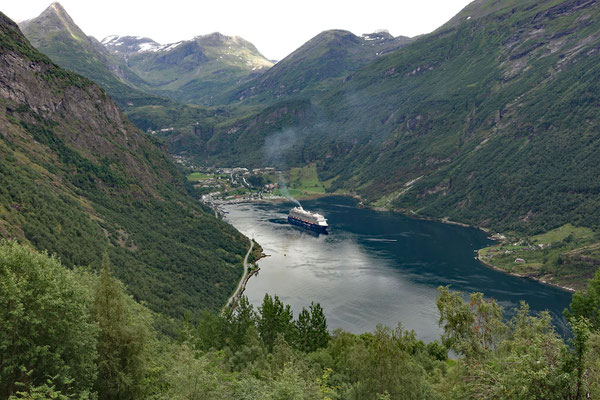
[288,216,328,233]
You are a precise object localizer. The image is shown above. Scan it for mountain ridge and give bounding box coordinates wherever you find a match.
[18,2,172,110]
[1,11,247,319]
[19,2,274,106]
[105,30,274,104]
[184,0,600,237]
[227,28,413,103]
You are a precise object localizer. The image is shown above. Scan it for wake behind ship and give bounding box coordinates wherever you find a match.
[288,207,328,233]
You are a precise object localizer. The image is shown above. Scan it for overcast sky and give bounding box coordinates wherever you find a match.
[3,0,473,60]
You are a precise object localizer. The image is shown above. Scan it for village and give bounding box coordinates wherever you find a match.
[172,154,332,208]
[184,165,287,206]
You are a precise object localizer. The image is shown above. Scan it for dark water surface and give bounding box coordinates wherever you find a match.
[224,196,572,341]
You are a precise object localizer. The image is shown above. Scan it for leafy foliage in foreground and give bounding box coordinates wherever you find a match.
[4,242,600,399]
[0,241,97,398]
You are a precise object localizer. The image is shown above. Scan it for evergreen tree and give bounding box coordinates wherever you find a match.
[229,296,257,348]
[295,302,330,353]
[309,302,330,351]
[258,294,295,349]
[195,310,228,351]
[92,253,152,400]
[295,307,312,352]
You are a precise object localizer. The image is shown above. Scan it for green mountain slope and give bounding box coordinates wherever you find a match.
[228,29,412,103]
[0,12,247,319]
[194,0,600,235]
[18,2,169,110]
[102,32,273,105]
[316,0,600,234]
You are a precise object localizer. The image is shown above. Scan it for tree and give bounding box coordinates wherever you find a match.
[0,241,98,398]
[570,316,592,400]
[295,302,330,353]
[195,310,228,351]
[258,294,295,350]
[91,253,153,400]
[228,296,257,349]
[309,302,330,351]
[585,333,600,398]
[296,307,312,353]
[437,286,504,357]
[347,325,436,400]
[437,287,572,400]
[565,269,600,330]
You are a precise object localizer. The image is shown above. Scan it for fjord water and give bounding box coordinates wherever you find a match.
[224,196,572,340]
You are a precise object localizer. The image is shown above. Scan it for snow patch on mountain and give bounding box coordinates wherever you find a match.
[159,42,182,52]
[138,42,161,52]
[101,35,119,45]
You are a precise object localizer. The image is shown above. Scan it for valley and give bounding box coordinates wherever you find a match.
[2,0,600,397]
[223,196,574,339]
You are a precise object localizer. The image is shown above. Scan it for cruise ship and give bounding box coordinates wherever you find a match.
[288,207,328,233]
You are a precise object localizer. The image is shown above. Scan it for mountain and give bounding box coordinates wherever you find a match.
[101,34,163,54]
[17,3,261,145]
[189,0,600,236]
[160,29,412,161]
[315,0,600,234]
[228,29,412,103]
[18,2,168,110]
[0,11,248,320]
[102,32,274,104]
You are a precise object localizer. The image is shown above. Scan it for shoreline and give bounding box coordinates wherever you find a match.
[475,250,576,293]
[219,193,579,295]
[223,239,265,312]
[329,194,579,294]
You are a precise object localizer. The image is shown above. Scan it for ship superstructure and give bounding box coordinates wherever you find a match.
[288,207,328,233]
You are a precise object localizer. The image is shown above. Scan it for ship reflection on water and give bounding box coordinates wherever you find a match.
[291,225,326,237]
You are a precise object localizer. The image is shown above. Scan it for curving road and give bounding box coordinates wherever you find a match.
[223,238,253,311]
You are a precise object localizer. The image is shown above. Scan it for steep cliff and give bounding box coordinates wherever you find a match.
[0,11,247,319]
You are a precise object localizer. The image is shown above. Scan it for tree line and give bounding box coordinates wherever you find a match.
[1,240,600,399]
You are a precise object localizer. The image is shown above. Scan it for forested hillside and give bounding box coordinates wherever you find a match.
[227,29,411,103]
[3,241,600,399]
[0,12,247,320]
[186,0,600,236]
[21,1,600,238]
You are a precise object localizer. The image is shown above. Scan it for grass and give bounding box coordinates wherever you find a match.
[274,188,303,198]
[531,224,595,244]
[479,224,599,290]
[286,164,331,195]
[187,172,213,182]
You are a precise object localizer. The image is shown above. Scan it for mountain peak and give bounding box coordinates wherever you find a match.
[48,2,66,12]
[362,30,394,41]
[42,2,71,22]
[22,1,85,41]
[194,32,242,46]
